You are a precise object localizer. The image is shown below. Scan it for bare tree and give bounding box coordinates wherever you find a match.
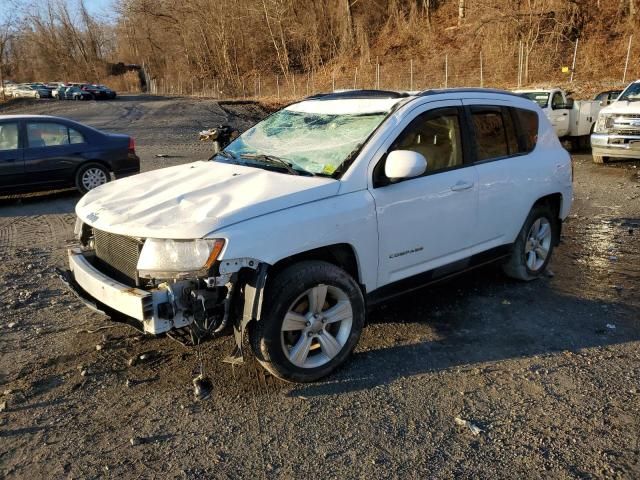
[0,1,21,101]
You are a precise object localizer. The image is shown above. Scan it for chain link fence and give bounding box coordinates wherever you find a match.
[146,34,637,101]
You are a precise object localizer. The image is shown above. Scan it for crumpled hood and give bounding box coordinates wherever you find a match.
[76,161,339,239]
[600,100,640,115]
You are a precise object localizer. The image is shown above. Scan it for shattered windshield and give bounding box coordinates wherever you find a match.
[520,92,550,108]
[618,82,640,101]
[220,107,388,176]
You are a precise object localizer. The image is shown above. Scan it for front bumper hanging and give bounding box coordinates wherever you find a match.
[62,248,186,334]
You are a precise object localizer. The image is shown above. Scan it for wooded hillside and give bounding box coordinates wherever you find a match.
[2,0,639,97]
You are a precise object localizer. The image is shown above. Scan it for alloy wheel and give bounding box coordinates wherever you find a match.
[525,217,552,271]
[81,167,108,191]
[280,284,353,369]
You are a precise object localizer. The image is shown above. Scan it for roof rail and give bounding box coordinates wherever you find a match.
[305,89,410,101]
[418,87,524,98]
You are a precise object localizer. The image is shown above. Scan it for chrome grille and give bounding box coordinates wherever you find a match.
[611,128,640,136]
[93,228,142,284]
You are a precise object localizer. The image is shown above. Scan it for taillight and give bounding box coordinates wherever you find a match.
[128,137,136,154]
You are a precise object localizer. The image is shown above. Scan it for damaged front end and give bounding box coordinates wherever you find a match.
[61,221,267,362]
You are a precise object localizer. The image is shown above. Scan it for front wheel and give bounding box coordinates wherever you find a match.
[503,205,556,281]
[250,261,365,382]
[75,162,110,194]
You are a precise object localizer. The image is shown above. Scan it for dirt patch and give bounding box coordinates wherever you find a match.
[1,96,639,479]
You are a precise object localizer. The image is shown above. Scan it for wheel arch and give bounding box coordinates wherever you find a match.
[531,192,563,245]
[267,243,363,292]
[73,159,113,177]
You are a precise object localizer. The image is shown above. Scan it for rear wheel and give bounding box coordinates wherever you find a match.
[250,260,365,382]
[75,162,110,194]
[503,205,556,281]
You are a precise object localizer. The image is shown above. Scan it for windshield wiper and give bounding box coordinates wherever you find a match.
[213,150,246,165]
[240,153,306,176]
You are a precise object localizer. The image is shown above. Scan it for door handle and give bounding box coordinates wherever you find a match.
[450,181,474,192]
[562,113,568,116]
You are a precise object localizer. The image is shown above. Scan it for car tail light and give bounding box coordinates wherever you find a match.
[128,137,136,154]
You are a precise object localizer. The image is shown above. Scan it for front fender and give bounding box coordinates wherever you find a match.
[210,190,378,292]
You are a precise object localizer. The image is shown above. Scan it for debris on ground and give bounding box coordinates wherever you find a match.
[606,324,617,330]
[129,437,144,446]
[454,417,484,435]
[192,374,213,400]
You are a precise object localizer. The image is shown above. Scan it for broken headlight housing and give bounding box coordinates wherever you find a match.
[594,113,614,133]
[137,238,225,279]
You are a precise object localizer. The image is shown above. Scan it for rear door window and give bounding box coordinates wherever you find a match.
[0,123,19,151]
[512,108,539,153]
[470,109,509,161]
[27,123,71,147]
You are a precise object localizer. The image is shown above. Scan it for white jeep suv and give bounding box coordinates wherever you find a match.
[65,88,573,382]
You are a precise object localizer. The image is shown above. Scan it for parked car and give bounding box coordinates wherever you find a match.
[82,84,117,99]
[51,85,68,99]
[516,88,601,150]
[58,86,93,101]
[64,88,573,382]
[592,80,640,163]
[10,84,52,99]
[0,115,139,194]
[594,89,623,106]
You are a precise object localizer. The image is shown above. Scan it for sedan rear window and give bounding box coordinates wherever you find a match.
[27,123,70,147]
[27,123,86,147]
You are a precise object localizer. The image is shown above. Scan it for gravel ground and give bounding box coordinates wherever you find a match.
[1,96,639,479]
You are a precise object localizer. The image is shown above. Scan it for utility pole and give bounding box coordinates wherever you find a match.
[445,54,449,88]
[623,35,633,83]
[570,38,579,83]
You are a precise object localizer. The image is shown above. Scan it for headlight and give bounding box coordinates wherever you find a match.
[137,238,225,278]
[595,114,614,133]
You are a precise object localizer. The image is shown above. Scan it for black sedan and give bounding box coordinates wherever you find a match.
[82,84,117,100]
[0,115,139,194]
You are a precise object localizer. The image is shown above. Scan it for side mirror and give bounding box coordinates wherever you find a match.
[385,150,427,181]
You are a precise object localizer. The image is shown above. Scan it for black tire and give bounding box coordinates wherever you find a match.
[503,205,556,281]
[249,260,365,383]
[75,162,110,194]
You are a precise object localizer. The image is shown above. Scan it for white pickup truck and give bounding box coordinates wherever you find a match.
[516,88,602,150]
[63,88,573,382]
[591,80,640,163]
